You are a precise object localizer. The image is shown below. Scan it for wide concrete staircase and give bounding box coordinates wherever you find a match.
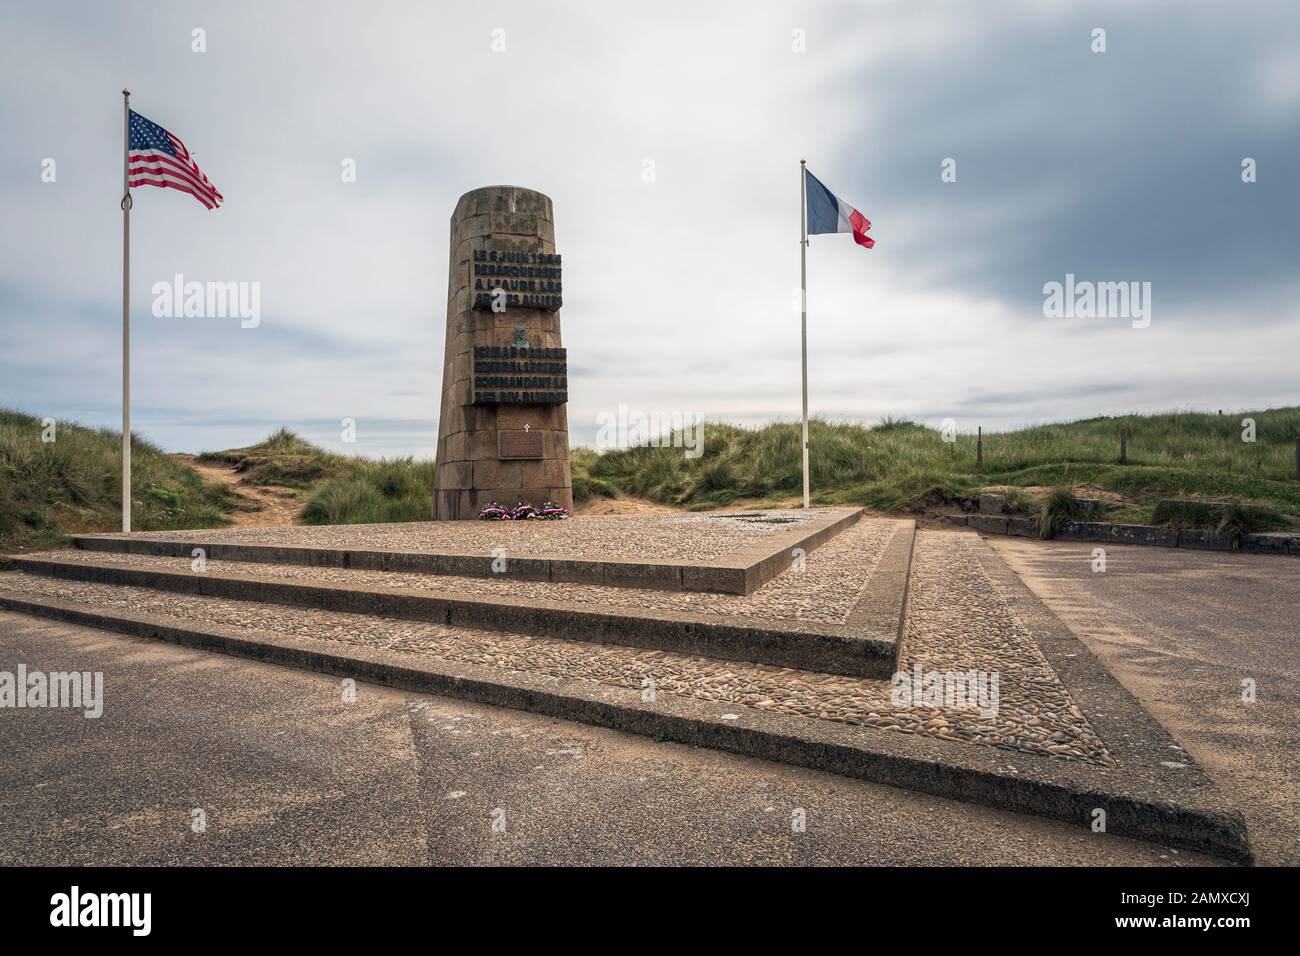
[0,513,1253,861]
[1,508,908,679]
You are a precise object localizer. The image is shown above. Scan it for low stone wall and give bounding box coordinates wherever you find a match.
[945,514,1300,556]
[965,514,1040,537]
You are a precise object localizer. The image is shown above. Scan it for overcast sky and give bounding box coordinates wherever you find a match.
[2,0,1297,457]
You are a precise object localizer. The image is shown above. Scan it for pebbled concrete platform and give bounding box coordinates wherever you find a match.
[73,508,864,595]
[0,532,1093,758]
[6,519,909,679]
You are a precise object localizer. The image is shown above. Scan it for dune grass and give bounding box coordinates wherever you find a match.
[300,458,435,525]
[0,408,233,550]
[5,408,1297,541]
[579,408,1300,524]
[570,446,619,502]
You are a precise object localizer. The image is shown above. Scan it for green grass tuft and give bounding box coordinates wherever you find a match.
[570,447,618,502]
[1038,486,1084,539]
[299,458,434,525]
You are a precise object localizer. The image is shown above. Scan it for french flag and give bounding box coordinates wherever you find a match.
[804,167,874,249]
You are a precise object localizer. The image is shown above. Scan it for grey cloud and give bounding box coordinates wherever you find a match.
[1,0,1297,457]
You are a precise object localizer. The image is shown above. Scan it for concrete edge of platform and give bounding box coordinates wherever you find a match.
[4,554,895,678]
[846,520,915,646]
[0,592,1251,862]
[70,508,864,596]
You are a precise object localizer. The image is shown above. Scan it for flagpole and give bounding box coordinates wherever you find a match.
[121,89,132,533]
[799,159,810,510]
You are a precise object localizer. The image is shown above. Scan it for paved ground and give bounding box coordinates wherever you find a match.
[0,611,1218,866]
[0,527,1108,763]
[989,537,1300,866]
[14,518,902,626]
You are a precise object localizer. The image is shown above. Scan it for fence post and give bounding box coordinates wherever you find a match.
[976,426,983,470]
[1120,428,1127,465]
[857,451,865,478]
[1295,437,1299,481]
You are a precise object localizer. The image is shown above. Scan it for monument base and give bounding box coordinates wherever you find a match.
[432,401,573,520]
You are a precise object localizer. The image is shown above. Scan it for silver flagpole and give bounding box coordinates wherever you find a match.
[799,159,809,510]
[121,89,132,532]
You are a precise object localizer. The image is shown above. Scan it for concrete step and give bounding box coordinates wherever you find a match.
[5,517,914,679]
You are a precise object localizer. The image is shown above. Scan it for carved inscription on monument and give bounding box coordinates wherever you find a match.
[471,344,568,405]
[470,247,563,311]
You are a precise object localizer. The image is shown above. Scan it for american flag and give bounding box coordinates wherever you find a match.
[128,110,223,210]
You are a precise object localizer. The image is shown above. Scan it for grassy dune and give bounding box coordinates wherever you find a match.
[198,428,433,525]
[196,427,348,488]
[0,408,233,550]
[5,409,1297,543]
[578,408,1300,525]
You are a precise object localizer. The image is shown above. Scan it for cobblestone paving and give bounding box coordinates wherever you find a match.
[0,530,1113,765]
[30,519,900,627]
[887,532,1112,765]
[113,509,841,561]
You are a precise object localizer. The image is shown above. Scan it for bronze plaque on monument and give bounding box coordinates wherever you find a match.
[470,343,568,405]
[469,247,562,311]
[499,430,545,460]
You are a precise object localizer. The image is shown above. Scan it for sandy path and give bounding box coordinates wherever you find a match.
[573,494,679,515]
[174,454,302,527]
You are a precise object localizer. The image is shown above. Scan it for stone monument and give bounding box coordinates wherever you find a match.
[431,186,572,520]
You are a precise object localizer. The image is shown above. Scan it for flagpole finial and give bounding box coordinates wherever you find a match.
[800,158,806,165]
[122,88,130,97]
